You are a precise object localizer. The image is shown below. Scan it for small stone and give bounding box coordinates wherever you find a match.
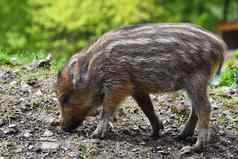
[132,125,139,131]
[61,145,70,151]
[158,150,169,155]
[19,97,25,102]
[10,57,17,65]
[15,147,22,153]
[9,81,17,86]
[8,124,16,128]
[20,81,32,93]
[53,97,58,102]
[43,129,53,137]
[44,116,56,125]
[23,130,32,138]
[28,145,34,150]
[3,127,18,135]
[151,94,158,101]
[68,151,80,158]
[39,142,60,151]
[132,148,137,152]
[35,90,42,96]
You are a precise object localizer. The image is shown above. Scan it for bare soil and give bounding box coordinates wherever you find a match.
[0,67,237,159]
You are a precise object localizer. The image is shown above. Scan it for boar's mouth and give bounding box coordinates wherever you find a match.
[62,120,83,132]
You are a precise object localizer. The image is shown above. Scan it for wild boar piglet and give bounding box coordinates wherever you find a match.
[56,23,225,154]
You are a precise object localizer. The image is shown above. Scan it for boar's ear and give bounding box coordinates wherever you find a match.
[70,68,89,91]
[72,72,89,90]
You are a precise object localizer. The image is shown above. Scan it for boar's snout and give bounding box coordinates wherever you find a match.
[60,118,83,132]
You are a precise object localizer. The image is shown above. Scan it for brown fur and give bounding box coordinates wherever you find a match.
[56,23,225,152]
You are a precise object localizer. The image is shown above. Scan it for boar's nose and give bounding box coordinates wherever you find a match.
[62,121,82,132]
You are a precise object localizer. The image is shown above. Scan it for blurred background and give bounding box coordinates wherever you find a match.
[0,0,237,86]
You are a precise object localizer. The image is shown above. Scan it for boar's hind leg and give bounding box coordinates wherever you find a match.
[133,92,164,138]
[176,94,198,139]
[180,74,211,154]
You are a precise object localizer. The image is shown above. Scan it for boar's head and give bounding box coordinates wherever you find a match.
[56,55,95,132]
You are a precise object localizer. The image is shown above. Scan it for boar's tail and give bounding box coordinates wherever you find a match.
[216,41,226,76]
[216,53,224,76]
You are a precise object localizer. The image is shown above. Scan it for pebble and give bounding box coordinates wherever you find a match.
[15,147,22,153]
[151,94,158,101]
[28,145,34,150]
[132,148,137,152]
[81,139,100,144]
[23,130,32,138]
[19,97,25,102]
[39,142,60,151]
[10,57,17,65]
[68,151,80,158]
[44,116,57,126]
[9,81,17,86]
[34,90,43,96]
[3,127,18,135]
[43,129,54,137]
[61,143,70,151]
[20,81,32,93]
[8,124,16,128]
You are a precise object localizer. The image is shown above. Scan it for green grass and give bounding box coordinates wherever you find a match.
[218,50,238,87]
[234,49,238,59]
[0,50,67,73]
[0,50,46,65]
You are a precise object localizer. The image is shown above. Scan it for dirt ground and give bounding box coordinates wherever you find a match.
[0,67,237,159]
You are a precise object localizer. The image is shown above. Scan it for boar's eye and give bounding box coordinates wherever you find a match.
[61,94,70,104]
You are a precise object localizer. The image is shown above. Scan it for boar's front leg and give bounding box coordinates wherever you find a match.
[91,111,113,139]
[91,92,123,138]
[133,92,164,138]
[180,74,211,154]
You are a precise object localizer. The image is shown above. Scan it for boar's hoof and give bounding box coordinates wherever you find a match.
[149,121,164,139]
[91,129,106,139]
[179,144,204,155]
[149,134,160,139]
[150,131,161,139]
[179,145,194,155]
[175,131,193,140]
[91,123,110,139]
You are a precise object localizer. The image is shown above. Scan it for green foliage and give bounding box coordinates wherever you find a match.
[0,0,226,57]
[234,50,238,59]
[27,0,157,55]
[0,50,46,65]
[219,58,238,87]
[0,50,66,74]
[0,0,31,52]
[220,68,237,86]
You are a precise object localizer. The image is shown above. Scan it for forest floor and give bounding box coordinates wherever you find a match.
[0,66,237,159]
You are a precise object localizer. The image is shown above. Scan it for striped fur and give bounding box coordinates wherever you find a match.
[56,23,225,147]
